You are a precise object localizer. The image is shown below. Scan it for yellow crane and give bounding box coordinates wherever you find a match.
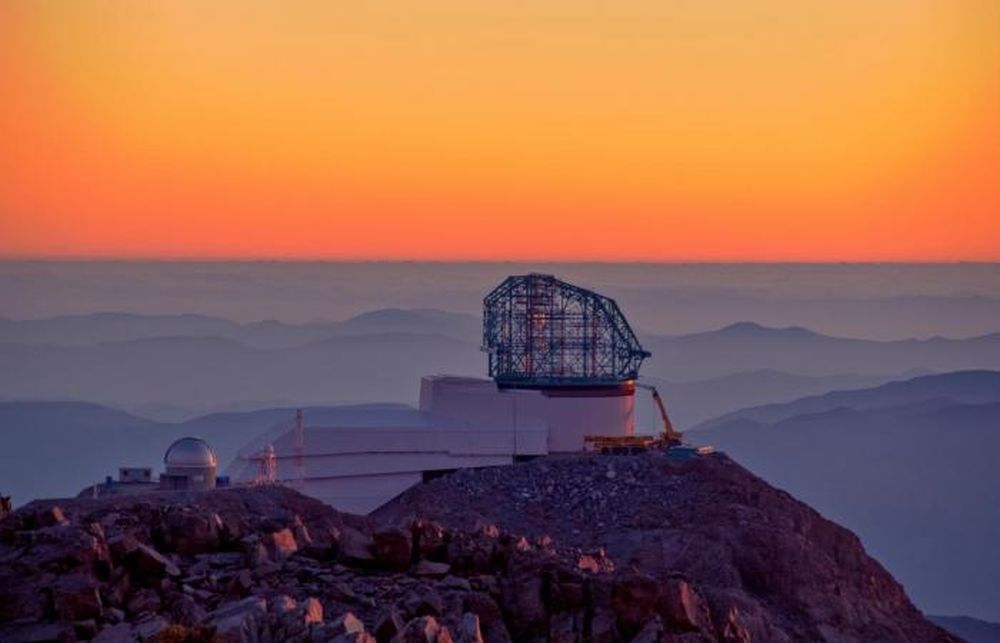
[636,383,683,447]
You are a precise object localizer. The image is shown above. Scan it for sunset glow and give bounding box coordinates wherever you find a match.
[1,1,998,260]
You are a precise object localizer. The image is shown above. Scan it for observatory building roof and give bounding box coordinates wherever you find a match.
[483,273,650,389]
[164,437,218,468]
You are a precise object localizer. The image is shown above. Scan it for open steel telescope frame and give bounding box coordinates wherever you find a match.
[483,274,651,389]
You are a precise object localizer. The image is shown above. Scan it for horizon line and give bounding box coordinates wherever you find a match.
[2,256,999,266]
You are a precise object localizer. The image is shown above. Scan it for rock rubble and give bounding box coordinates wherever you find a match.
[0,453,956,642]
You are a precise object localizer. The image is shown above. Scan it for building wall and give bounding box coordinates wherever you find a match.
[162,465,217,490]
[118,467,152,483]
[529,391,636,452]
[228,375,634,514]
[421,375,635,452]
[300,472,423,516]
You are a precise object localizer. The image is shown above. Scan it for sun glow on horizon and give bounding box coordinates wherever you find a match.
[1,1,998,261]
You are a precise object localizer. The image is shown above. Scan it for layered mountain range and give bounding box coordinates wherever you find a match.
[4,310,1000,423]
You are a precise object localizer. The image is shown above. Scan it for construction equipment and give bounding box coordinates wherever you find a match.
[636,383,683,448]
[583,434,666,454]
[583,382,683,454]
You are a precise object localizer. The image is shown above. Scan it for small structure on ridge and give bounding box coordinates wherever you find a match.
[159,437,218,491]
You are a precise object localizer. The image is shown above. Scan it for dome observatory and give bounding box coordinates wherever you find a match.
[160,437,218,490]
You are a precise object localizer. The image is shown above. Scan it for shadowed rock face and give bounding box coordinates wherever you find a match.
[375,453,954,642]
[0,457,954,643]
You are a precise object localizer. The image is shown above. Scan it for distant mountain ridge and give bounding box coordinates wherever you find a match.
[0,308,483,348]
[929,615,1000,643]
[3,310,1000,424]
[692,369,1000,622]
[642,369,904,428]
[693,369,1000,430]
[643,322,1000,380]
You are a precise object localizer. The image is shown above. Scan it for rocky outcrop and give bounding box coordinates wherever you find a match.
[375,453,957,643]
[0,455,955,642]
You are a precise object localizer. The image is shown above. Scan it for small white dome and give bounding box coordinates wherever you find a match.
[164,437,218,468]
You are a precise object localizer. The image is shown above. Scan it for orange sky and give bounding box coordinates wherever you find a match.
[1,1,998,260]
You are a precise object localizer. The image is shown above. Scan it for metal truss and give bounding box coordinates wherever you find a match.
[482,274,650,387]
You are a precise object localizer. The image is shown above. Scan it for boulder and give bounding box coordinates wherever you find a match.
[126,543,180,581]
[73,619,99,640]
[500,575,546,639]
[107,533,140,562]
[228,569,253,596]
[134,615,170,640]
[576,554,601,573]
[270,595,298,615]
[0,622,74,642]
[125,588,161,618]
[461,593,503,630]
[631,615,664,643]
[374,527,413,571]
[330,581,359,603]
[93,623,139,643]
[169,593,208,626]
[611,573,659,634]
[53,575,103,622]
[246,541,270,568]
[405,587,445,618]
[588,609,621,643]
[92,623,137,643]
[374,607,407,642]
[412,520,447,560]
[105,607,126,624]
[103,567,132,609]
[457,613,484,643]
[263,528,298,561]
[35,506,69,528]
[157,509,221,556]
[720,606,753,643]
[548,612,582,643]
[302,597,324,625]
[19,524,111,572]
[412,560,450,579]
[329,611,366,636]
[662,577,711,632]
[291,515,314,547]
[438,575,471,591]
[0,570,49,621]
[208,597,268,643]
[338,527,376,566]
[391,616,448,643]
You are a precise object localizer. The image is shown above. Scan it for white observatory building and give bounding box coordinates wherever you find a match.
[228,274,649,514]
[160,437,219,491]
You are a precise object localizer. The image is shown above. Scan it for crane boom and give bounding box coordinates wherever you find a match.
[583,383,709,455]
[637,383,683,446]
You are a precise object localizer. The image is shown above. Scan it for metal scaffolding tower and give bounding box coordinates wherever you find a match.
[482,274,650,389]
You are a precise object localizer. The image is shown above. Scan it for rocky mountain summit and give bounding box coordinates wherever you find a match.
[0,453,953,642]
[375,453,953,642]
